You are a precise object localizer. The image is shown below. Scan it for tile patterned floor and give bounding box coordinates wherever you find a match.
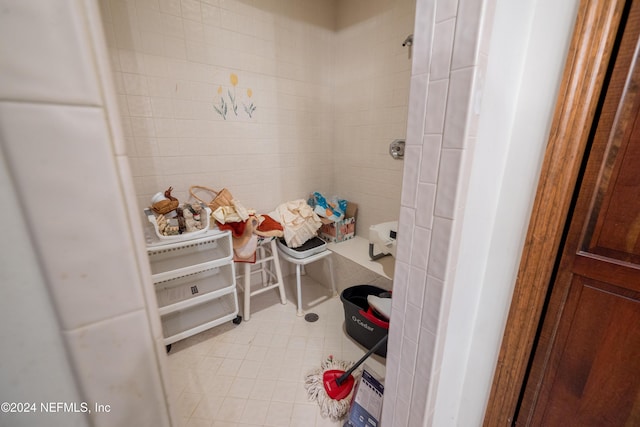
[167,274,387,427]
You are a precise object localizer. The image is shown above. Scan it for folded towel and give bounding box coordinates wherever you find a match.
[254,214,284,238]
[212,199,255,224]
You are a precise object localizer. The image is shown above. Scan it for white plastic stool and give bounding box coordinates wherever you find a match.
[276,247,337,316]
[236,239,287,321]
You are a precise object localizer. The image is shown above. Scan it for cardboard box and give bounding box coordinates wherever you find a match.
[319,202,358,243]
[344,364,384,427]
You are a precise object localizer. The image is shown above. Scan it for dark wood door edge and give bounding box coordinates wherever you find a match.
[482,1,628,426]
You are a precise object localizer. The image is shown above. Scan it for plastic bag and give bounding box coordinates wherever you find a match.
[309,192,347,222]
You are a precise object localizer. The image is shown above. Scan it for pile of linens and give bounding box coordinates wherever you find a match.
[192,187,346,263]
[211,197,323,262]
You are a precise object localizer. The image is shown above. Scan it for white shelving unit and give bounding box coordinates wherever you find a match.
[145,229,240,347]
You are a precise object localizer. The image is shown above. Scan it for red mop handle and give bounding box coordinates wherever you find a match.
[336,335,388,386]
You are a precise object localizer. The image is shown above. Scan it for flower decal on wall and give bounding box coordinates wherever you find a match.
[214,85,228,120]
[214,73,256,120]
[244,88,256,118]
[228,73,239,116]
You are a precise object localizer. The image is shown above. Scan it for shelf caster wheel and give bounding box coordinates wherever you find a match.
[232,315,242,325]
[165,344,172,353]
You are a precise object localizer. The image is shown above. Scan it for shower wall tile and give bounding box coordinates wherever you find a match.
[419,134,443,184]
[443,67,475,149]
[160,0,182,17]
[423,275,444,333]
[181,0,202,22]
[430,18,456,81]
[64,310,171,427]
[397,206,416,263]
[434,318,450,371]
[424,79,449,134]
[409,325,435,425]
[397,360,416,402]
[393,397,411,427]
[403,303,422,350]
[383,0,495,425]
[2,148,88,424]
[85,0,130,156]
[409,375,429,426]
[401,145,421,208]
[406,73,428,145]
[417,327,437,380]
[381,352,399,425]
[128,95,154,116]
[105,0,338,213]
[0,102,146,330]
[0,0,101,105]
[412,0,435,76]
[434,148,464,219]
[123,73,150,96]
[451,0,483,70]
[410,226,432,270]
[114,155,164,340]
[479,1,497,55]
[202,4,221,27]
[427,217,453,280]
[407,265,428,307]
[427,217,454,281]
[164,36,188,59]
[435,0,459,22]
[415,182,437,228]
[3,0,175,424]
[118,50,145,74]
[392,261,410,314]
[334,0,413,233]
[138,8,163,33]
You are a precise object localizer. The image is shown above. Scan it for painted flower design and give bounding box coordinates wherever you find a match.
[228,73,239,116]
[244,88,256,118]
[213,85,228,119]
[213,73,256,120]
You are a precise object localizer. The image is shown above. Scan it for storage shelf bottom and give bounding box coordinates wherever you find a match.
[161,291,238,345]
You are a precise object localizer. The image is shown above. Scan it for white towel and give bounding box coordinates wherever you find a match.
[274,199,322,248]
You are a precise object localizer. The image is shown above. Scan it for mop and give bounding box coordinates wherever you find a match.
[304,335,388,421]
[305,292,392,420]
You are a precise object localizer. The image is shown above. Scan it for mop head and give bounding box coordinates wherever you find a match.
[304,355,360,421]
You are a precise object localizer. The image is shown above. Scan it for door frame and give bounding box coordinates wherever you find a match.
[483,0,629,425]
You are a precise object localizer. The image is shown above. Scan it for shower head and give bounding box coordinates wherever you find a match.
[402,34,413,47]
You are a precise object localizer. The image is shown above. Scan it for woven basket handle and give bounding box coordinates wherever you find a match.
[189,185,219,204]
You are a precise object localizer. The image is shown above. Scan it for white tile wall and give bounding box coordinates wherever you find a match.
[101,0,338,213]
[430,18,456,80]
[382,0,495,425]
[0,1,101,105]
[64,310,169,427]
[1,147,88,427]
[424,79,449,134]
[1,0,174,426]
[0,103,146,329]
[444,67,477,149]
[101,0,413,234]
[333,0,415,234]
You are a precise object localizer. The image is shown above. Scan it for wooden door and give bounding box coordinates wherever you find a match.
[516,1,640,425]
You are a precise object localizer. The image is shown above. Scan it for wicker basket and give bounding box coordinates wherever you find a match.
[189,185,234,212]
